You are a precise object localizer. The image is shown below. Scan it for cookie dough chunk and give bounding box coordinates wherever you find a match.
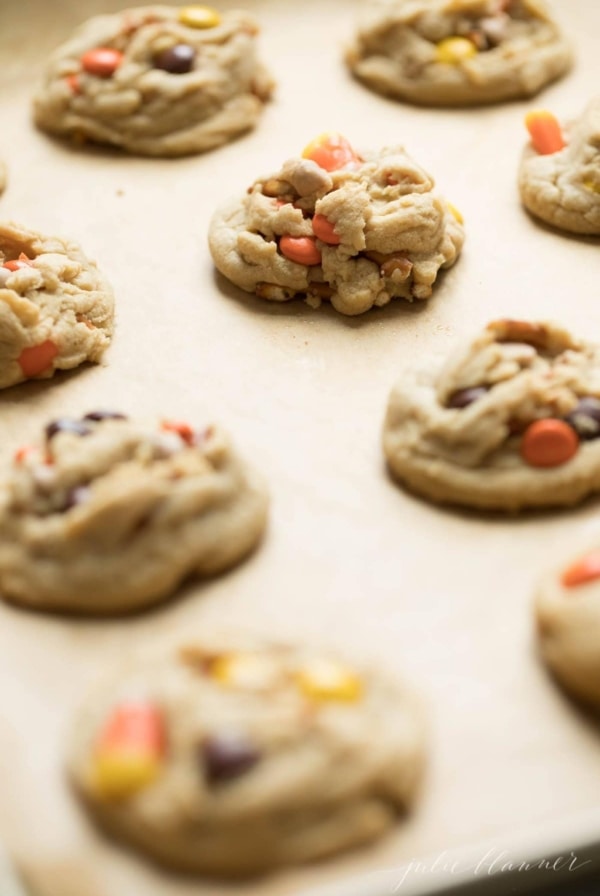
[519,100,600,235]
[69,634,425,875]
[383,320,600,511]
[0,222,114,389]
[536,549,600,708]
[346,0,572,106]
[209,133,464,316]
[33,5,274,157]
[0,415,268,614]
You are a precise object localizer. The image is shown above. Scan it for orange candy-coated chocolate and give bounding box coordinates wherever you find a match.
[302,133,360,173]
[279,235,322,266]
[17,340,58,378]
[561,552,600,589]
[312,214,340,245]
[81,48,124,78]
[98,701,166,757]
[525,111,566,155]
[161,419,196,445]
[520,419,579,468]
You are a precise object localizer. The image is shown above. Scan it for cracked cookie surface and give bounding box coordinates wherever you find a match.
[0,222,114,389]
[0,414,268,614]
[383,320,600,511]
[519,98,600,235]
[209,134,464,316]
[536,547,600,708]
[34,5,274,157]
[69,632,425,875]
[346,0,572,106]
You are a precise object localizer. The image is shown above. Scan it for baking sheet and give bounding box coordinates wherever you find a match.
[0,1,599,895]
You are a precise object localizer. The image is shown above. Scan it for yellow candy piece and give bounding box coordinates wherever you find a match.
[92,751,161,800]
[447,202,464,224]
[295,659,364,703]
[179,5,221,29]
[435,36,478,64]
[583,180,600,194]
[210,653,281,690]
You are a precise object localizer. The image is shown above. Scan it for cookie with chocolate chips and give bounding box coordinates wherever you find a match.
[69,633,425,875]
[346,0,572,106]
[34,5,274,157]
[0,414,268,613]
[519,98,600,235]
[0,222,114,389]
[383,320,600,511]
[209,134,464,316]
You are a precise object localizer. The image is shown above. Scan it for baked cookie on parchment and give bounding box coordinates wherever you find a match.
[383,320,600,511]
[536,547,600,708]
[0,415,268,614]
[346,0,572,106]
[209,133,464,316]
[0,222,114,389]
[69,633,425,875]
[519,99,600,235]
[34,5,274,157]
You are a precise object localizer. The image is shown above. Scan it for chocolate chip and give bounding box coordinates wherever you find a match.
[62,485,91,512]
[447,386,488,409]
[83,411,128,422]
[45,419,92,441]
[564,398,600,441]
[154,44,196,75]
[202,734,261,784]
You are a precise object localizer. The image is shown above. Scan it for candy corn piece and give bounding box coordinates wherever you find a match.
[91,701,166,800]
[302,133,360,172]
[525,110,566,155]
[295,659,363,703]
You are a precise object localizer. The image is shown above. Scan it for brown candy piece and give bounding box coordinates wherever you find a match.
[154,44,196,75]
[45,419,92,441]
[447,386,488,409]
[202,733,261,784]
[564,398,600,441]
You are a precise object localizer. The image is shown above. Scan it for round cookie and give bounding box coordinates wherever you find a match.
[0,222,114,389]
[209,133,464,316]
[0,415,268,614]
[536,547,600,708]
[69,633,425,875]
[383,319,600,511]
[519,99,600,235]
[346,0,572,107]
[33,5,274,157]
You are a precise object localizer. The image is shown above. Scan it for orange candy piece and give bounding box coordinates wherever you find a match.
[525,110,566,155]
[18,340,58,378]
[561,552,600,589]
[14,445,36,464]
[520,419,579,468]
[161,419,196,445]
[81,48,124,78]
[279,235,322,266]
[302,133,360,173]
[312,214,340,245]
[98,702,166,756]
[4,253,33,272]
[66,74,81,94]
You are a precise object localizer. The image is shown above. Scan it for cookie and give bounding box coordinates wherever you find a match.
[536,548,600,708]
[383,319,600,511]
[0,415,268,614]
[209,133,464,316]
[0,222,114,389]
[69,633,425,875]
[346,0,572,107]
[519,99,600,235]
[33,5,274,157]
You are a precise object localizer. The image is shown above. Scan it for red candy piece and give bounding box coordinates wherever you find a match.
[312,214,340,245]
[279,235,322,266]
[81,48,124,78]
[18,340,58,378]
[561,552,600,589]
[98,701,166,757]
[161,419,196,445]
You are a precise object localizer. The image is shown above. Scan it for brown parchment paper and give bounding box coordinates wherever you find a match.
[0,1,599,895]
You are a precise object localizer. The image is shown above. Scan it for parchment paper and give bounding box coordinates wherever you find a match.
[0,1,599,895]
